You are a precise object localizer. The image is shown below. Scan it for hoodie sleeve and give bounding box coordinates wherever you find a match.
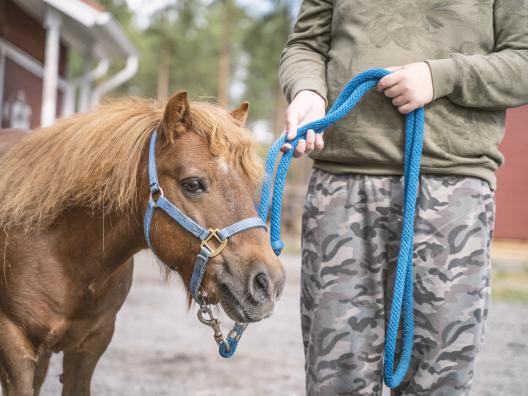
[426,0,528,109]
[279,0,333,103]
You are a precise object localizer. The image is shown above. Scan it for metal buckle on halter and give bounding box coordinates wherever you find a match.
[149,186,164,206]
[201,229,227,257]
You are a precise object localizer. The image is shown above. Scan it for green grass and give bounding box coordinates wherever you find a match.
[492,269,528,303]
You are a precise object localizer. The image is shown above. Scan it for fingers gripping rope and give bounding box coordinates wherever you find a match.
[257,68,425,388]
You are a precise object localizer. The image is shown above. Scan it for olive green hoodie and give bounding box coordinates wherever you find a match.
[279,0,528,189]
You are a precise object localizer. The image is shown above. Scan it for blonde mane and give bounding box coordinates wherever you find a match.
[0,97,263,230]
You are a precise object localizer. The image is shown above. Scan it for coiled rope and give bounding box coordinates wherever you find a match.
[258,68,425,388]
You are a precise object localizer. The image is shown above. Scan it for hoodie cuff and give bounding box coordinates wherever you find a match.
[425,58,461,100]
[286,78,328,105]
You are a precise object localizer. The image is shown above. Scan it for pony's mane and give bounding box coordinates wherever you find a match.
[0,97,262,230]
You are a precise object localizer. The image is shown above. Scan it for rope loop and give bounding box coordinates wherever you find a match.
[219,337,238,358]
[218,322,247,358]
[257,68,425,388]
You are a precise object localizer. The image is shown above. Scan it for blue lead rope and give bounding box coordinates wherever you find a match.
[258,68,425,388]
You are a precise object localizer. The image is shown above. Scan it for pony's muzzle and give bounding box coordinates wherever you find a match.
[249,271,271,302]
[248,262,285,305]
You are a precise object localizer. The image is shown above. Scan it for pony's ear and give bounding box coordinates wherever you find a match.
[230,101,249,126]
[160,91,190,143]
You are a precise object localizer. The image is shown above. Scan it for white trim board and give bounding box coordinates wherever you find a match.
[0,46,5,116]
[0,38,69,92]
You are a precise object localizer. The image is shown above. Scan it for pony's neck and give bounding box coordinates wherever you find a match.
[49,207,146,291]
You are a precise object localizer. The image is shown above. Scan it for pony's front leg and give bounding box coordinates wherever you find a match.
[0,315,37,396]
[60,322,115,396]
[32,351,51,396]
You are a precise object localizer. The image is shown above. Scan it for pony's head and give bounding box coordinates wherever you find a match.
[143,92,284,322]
[0,92,285,323]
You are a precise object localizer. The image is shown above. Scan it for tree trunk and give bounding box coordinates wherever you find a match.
[217,0,231,106]
[273,83,287,137]
[157,42,171,102]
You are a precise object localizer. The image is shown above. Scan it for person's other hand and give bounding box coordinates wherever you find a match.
[282,90,326,157]
[377,62,434,114]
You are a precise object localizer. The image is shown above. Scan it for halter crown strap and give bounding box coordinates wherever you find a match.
[148,130,161,193]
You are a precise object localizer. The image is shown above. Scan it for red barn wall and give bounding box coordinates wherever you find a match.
[0,0,68,128]
[494,106,528,240]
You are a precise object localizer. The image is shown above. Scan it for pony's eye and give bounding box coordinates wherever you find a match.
[181,178,205,194]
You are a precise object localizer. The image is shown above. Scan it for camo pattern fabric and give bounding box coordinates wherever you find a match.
[301,169,495,396]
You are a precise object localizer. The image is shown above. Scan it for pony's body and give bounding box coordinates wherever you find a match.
[0,94,284,396]
[0,129,135,395]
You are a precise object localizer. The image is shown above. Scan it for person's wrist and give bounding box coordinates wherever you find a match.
[295,90,326,105]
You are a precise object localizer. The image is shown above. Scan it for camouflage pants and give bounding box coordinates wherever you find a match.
[301,169,495,396]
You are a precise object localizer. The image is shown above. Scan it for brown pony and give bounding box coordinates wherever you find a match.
[0,92,285,396]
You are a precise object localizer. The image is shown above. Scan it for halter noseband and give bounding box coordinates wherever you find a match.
[143,130,267,356]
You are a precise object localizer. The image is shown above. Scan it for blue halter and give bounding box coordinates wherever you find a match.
[143,130,267,357]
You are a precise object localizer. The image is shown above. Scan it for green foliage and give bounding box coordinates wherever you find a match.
[492,269,528,303]
[71,0,147,96]
[81,0,293,125]
[242,1,292,120]
[147,0,223,98]
[97,0,133,26]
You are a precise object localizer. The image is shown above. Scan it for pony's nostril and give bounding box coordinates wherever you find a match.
[252,272,270,298]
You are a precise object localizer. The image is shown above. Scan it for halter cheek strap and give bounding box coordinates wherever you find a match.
[143,130,267,301]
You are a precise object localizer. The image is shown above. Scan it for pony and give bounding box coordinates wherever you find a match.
[0,92,285,396]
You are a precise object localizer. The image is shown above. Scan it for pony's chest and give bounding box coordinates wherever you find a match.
[40,261,133,352]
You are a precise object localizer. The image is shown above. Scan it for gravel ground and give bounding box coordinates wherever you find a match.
[37,252,527,396]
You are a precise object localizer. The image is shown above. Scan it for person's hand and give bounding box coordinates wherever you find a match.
[377,62,434,114]
[282,90,326,157]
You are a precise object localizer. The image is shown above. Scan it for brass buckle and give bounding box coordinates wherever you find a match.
[201,229,227,257]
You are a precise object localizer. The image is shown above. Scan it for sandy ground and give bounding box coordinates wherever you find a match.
[37,252,527,396]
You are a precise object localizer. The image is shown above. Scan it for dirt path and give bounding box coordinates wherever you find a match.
[39,252,527,396]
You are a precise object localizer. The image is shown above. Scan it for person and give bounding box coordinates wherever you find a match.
[3,90,32,129]
[278,1,528,395]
